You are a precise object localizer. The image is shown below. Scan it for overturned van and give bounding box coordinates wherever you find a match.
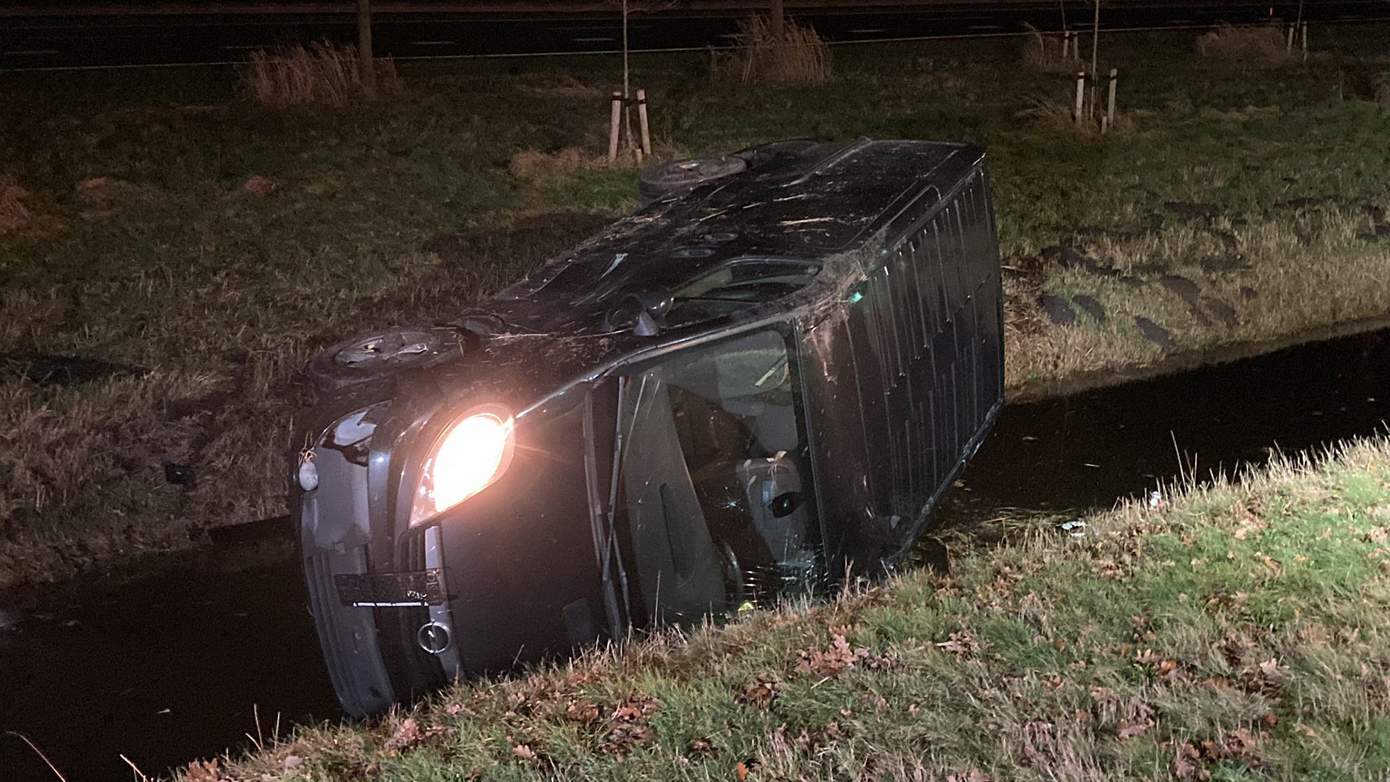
[293,139,1005,716]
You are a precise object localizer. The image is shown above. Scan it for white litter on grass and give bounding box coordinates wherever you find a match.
[1059,520,1087,538]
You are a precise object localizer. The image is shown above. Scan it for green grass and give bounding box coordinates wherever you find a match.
[184,437,1390,781]
[1,28,1389,590]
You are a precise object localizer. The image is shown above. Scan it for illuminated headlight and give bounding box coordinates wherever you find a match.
[409,406,515,527]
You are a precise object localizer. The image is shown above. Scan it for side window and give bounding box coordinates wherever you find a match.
[616,330,820,624]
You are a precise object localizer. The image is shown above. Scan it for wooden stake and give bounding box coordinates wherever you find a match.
[357,0,376,97]
[1073,71,1086,126]
[1286,24,1295,52]
[1106,67,1117,126]
[636,89,651,156]
[608,92,622,162]
[1301,22,1308,61]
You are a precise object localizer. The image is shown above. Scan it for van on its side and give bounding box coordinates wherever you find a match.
[292,139,1005,715]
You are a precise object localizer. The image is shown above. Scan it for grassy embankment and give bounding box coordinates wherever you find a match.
[193,438,1390,781]
[1,28,1389,589]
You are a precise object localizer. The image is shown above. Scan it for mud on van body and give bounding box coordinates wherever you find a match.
[293,139,1005,715]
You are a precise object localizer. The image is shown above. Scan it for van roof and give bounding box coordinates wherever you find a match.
[490,139,985,334]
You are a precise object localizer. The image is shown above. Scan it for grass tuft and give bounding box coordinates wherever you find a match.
[1021,24,1078,73]
[1195,24,1295,64]
[712,15,831,84]
[0,178,34,236]
[243,42,400,108]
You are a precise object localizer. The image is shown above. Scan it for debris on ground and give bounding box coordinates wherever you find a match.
[0,352,147,386]
[1072,294,1107,324]
[1059,519,1088,537]
[1202,296,1239,328]
[1134,316,1176,351]
[0,179,35,235]
[241,175,277,196]
[76,176,140,216]
[1038,294,1077,326]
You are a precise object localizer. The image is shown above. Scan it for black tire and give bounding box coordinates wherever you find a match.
[307,327,455,393]
[638,156,748,205]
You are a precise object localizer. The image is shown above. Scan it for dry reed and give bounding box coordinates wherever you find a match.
[1375,72,1390,105]
[244,42,400,108]
[1195,23,1295,63]
[712,15,831,85]
[1020,24,1077,73]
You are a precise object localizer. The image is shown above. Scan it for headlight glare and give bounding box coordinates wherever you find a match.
[410,407,514,527]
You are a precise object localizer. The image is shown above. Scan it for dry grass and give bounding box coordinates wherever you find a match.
[1019,94,1133,137]
[1021,24,1079,73]
[1376,72,1390,105]
[197,437,1390,780]
[0,178,34,236]
[1195,24,1295,64]
[243,42,400,108]
[712,15,831,85]
[1004,205,1390,392]
[509,147,625,180]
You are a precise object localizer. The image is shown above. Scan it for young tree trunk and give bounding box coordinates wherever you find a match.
[357,0,376,97]
[1088,0,1100,117]
[769,0,785,40]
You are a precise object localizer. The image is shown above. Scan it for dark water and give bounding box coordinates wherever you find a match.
[1,328,1387,781]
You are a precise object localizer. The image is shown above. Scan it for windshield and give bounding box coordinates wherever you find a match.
[612,329,820,625]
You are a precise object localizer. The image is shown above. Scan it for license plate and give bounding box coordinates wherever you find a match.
[335,569,447,607]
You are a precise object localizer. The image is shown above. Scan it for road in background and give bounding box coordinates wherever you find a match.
[2,1,1387,70]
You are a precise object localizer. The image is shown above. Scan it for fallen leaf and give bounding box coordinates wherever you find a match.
[386,718,423,752]
[936,630,981,657]
[565,699,601,726]
[183,759,224,782]
[1117,719,1153,739]
[736,678,781,708]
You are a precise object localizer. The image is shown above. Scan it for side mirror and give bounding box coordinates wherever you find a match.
[605,288,674,336]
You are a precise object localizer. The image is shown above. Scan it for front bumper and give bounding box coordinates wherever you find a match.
[298,412,462,716]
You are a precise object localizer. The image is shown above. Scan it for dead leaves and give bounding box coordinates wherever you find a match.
[182,759,227,782]
[1116,717,1153,739]
[1088,686,1156,740]
[1231,500,1268,540]
[793,629,896,678]
[1019,720,1060,768]
[936,630,983,658]
[1133,648,1183,681]
[1172,727,1266,779]
[736,677,782,709]
[563,698,602,727]
[1239,657,1285,696]
[385,717,446,753]
[600,696,660,757]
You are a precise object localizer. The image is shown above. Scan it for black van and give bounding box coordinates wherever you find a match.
[293,139,1004,715]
